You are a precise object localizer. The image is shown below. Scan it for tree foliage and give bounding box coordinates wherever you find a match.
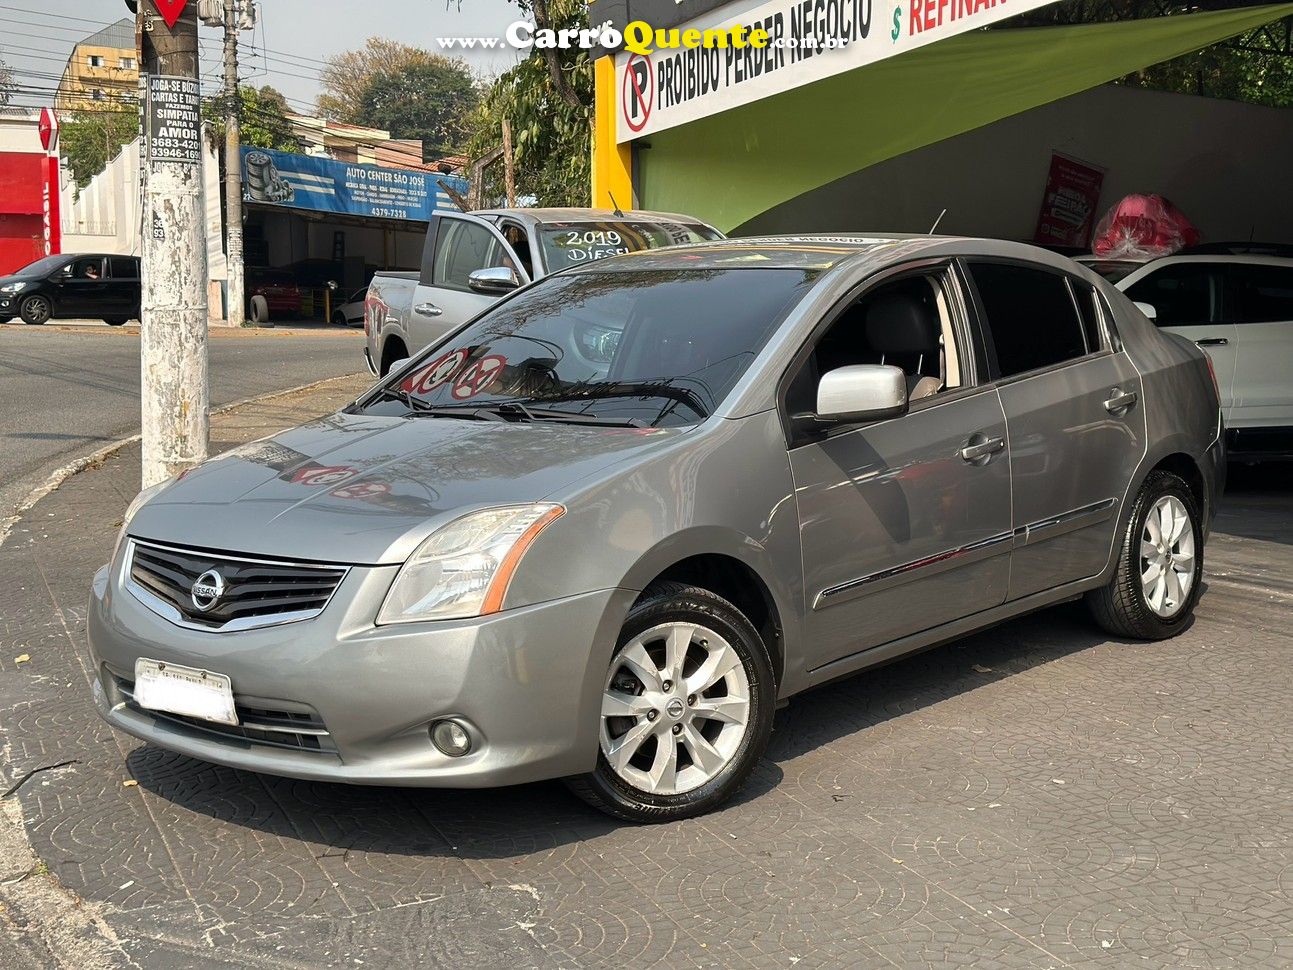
[0,56,13,108]
[464,0,593,207]
[1120,34,1293,108]
[203,85,302,152]
[60,110,139,188]
[358,59,479,157]
[318,39,453,123]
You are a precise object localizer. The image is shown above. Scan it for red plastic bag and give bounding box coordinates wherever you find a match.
[1091,194,1200,259]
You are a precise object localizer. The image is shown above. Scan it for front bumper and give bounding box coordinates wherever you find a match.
[88,557,634,787]
[0,294,16,315]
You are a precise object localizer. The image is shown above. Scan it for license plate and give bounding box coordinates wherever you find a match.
[133,659,238,726]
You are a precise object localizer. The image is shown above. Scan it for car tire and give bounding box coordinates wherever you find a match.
[566,582,776,823]
[331,311,347,326]
[104,317,129,327]
[19,295,51,325]
[1087,470,1203,640]
[249,295,269,325]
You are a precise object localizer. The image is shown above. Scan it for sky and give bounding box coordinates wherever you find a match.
[1,0,526,112]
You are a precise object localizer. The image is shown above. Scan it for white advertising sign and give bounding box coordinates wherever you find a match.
[615,0,1061,142]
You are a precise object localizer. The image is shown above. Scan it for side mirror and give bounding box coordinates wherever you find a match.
[468,266,520,294]
[1133,301,1158,322]
[816,365,908,423]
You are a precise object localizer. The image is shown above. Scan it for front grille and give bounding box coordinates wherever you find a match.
[127,540,348,632]
[115,676,336,753]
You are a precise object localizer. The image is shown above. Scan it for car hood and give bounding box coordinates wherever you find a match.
[127,411,683,565]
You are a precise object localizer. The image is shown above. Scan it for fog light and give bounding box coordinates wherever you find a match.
[431,719,472,757]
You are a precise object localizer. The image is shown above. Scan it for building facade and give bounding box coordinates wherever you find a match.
[55,19,139,114]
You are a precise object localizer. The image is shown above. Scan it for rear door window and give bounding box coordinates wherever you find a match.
[967,262,1088,378]
[1226,264,1293,323]
[109,257,138,280]
[1124,264,1219,327]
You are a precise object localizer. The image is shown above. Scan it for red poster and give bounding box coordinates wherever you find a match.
[1033,153,1105,250]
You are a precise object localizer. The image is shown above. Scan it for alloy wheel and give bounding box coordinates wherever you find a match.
[1140,494,1196,618]
[600,621,751,796]
[22,296,50,324]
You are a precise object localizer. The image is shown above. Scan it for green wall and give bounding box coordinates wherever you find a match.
[638,5,1293,231]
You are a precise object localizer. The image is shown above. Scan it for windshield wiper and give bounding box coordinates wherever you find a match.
[491,401,646,428]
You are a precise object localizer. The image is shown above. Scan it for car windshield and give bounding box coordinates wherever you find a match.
[365,268,817,428]
[539,221,723,271]
[10,256,70,278]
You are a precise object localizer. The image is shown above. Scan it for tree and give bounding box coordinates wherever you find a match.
[0,56,13,108]
[358,59,478,158]
[318,39,445,123]
[60,110,139,188]
[203,85,302,152]
[463,0,593,207]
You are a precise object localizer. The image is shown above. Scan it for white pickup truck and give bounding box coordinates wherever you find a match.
[364,207,723,375]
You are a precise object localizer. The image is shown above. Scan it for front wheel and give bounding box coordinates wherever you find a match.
[1087,470,1203,640]
[19,295,51,325]
[566,583,776,823]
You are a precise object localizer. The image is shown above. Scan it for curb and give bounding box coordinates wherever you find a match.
[0,372,368,549]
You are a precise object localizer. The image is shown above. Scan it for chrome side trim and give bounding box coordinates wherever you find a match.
[123,539,350,634]
[1016,497,1118,547]
[814,531,1014,610]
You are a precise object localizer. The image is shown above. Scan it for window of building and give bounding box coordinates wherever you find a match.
[91,89,106,102]
[968,262,1088,378]
[88,55,105,67]
[119,57,137,70]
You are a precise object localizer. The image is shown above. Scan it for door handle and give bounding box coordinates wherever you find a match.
[1104,388,1138,413]
[414,303,443,317]
[960,434,1005,463]
[1195,337,1229,347]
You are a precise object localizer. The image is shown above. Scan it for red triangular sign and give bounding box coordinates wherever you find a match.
[156,0,189,29]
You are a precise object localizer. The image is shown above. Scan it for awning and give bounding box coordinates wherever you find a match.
[637,4,1293,231]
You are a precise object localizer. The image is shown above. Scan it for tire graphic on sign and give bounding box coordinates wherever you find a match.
[451,355,508,401]
[622,54,654,134]
[404,348,468,395]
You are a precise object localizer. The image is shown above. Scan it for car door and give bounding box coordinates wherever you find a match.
[964,260,1146,601]
[1222,262,1293,433]
[55,257,111,317]
[1122,260,1238,421]
[787,263,1014,672]
[407,215,530,351]
[108,257,140,317]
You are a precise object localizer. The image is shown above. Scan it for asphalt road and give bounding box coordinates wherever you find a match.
[0,325,368,524]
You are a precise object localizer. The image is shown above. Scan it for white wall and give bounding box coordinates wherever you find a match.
[61,133,227,284]
[0,110,42,153]
[743,84,1293,245]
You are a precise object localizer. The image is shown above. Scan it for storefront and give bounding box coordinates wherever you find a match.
[590,0,1293,242]
[238,147,468,320]
[0,109,61,277]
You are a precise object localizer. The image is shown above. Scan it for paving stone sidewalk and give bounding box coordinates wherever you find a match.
[1,380,1292,968]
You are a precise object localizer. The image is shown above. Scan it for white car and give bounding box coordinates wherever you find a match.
[331,287,367,327]
[1113,254,1293,460]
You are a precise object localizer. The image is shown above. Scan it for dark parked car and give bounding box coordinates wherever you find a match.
[0,254,140,326]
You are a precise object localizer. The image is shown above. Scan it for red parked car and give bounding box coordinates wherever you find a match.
[247,270,302,324]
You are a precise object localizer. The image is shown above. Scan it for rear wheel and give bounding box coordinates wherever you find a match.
[331,310,347,326]
[566,583,775,823]
[1087,470,1203,640]
[104,317,129,327]
[19,295,51,325]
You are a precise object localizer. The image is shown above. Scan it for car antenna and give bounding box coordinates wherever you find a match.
[608,192,626,219]
[928,208,948,235]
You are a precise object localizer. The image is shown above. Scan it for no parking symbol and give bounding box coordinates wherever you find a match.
[622,54,654,133]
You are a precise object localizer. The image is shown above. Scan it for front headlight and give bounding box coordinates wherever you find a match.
[0,281,27,294]
[377,504,565,624]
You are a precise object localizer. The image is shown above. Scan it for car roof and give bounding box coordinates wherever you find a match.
[473,208,715,227]
[1129,253,1293,268]
[560,234,1091,274]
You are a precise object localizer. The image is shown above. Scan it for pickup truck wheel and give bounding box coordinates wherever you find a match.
[249,295,269,325]
[566,582,775,823]
[1087,470,1203,640]
[19,295,51,325]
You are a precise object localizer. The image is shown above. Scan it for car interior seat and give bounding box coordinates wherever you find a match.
[863,292,944,400]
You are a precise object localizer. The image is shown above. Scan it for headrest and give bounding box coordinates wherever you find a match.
[864,294,940,355]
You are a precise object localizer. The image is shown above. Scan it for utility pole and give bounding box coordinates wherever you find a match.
[222,0,245,327]
[139,0,209,486]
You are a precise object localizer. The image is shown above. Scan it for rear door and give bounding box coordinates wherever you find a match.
[108,257,140,318]
[1122,260,1237,421]
[1222,262,1293,432]
[965,260,1146,601]
[408,214,529,352]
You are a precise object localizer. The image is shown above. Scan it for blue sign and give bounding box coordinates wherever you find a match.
[241,147,467,223]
